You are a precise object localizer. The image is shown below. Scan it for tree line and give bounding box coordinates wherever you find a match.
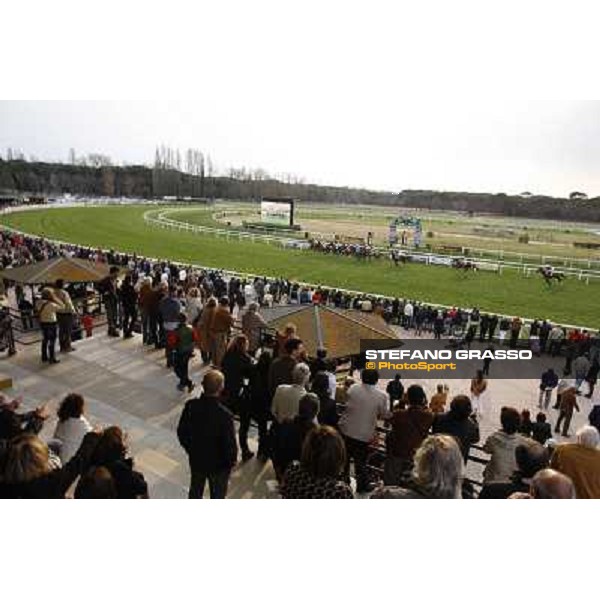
[1,146,599,222]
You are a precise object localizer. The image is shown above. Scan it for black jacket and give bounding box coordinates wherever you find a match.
[221,351,253,399]
[0,432,100,499]
[97,458,148,499]
[177,395,238,473]
[432,412,480,462]
[531,422,552,445]
[479,476,529,499]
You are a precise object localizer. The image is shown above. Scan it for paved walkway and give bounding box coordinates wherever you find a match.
[0,329,596,498]
[0,333,276,498]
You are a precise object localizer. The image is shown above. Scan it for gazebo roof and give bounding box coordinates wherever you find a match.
[0,256,113,285]
[260,304,401,359]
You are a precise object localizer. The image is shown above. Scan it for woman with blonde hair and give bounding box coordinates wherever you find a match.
[372,435,465,499]
[36,287,64,364]
[0,431,99,498]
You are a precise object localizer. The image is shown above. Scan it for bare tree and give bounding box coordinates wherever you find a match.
[569,191,588,200]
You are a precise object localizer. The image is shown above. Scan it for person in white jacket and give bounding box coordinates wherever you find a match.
[53,393,93,463]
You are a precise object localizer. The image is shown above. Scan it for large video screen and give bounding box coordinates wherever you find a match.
[261,198,294,226]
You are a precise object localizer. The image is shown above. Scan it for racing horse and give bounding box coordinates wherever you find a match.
[538,266,565,286]
[390,249,408,266]
[451,258,477,272]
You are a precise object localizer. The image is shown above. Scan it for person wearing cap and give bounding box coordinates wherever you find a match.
[555,384,580,437]
[36,287,65,364]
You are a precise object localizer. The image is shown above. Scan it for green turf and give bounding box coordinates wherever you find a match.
[1,205,598,328]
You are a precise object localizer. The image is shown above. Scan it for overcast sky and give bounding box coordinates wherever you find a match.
[2,99,599,197]
[3,1,600,197]
[2,100,599,198]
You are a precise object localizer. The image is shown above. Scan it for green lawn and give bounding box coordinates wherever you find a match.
[1,205,598,328]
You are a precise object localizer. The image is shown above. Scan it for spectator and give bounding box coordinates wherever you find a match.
[271,362,311,424]
[119,274,138,339]
[470,369,487,419]
[519,409,533,437]
[0,431,99,499]
[309,348,337,397]
[432,395,480,463]
[159,285,182,368]
[268,338,305,398]
[311,371,339,427]
[222,335,254,460]
[338,368,390,494]
[196,296,217,363]
[584,357,599,399]
[372,435,464,499]
[555,385,580,437]
[54,279,76,352]
[384,385,434,485]
[550,425,600,499]
[137,277,154,346]
[531,412,552,446]
[172,313,197,393]
[74,466,118,499]
[529,469,576,499]
[210,297,234,368]
[271,393,319,481]
[573,354,591,393]
[184,287,203,328]
[98,266,120,337]
[36,287,64,364]
[275,323,298,357]
[177,370,238,499]
[90,426,148,499]
[248,351,272,460]
[280,425,353,499]
[385,374,404,412]
[335,376,356,405]
[0,394,47,444]
[241,302,267,355]
[538,368,559,410]
[479,442,549,499]
[482,407,530,484]
[429,384,448,414]
[53,393,93,463]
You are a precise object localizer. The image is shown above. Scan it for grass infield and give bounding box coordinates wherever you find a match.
[1,205,598,328]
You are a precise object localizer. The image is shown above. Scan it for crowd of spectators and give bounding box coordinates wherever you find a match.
[0,227,599,499]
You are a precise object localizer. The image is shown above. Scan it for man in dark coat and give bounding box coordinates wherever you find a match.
[432,394,480,463]
[177,370,238,499]
[268,338,305,397]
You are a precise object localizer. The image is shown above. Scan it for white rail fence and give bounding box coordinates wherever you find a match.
[144,207,600,283]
